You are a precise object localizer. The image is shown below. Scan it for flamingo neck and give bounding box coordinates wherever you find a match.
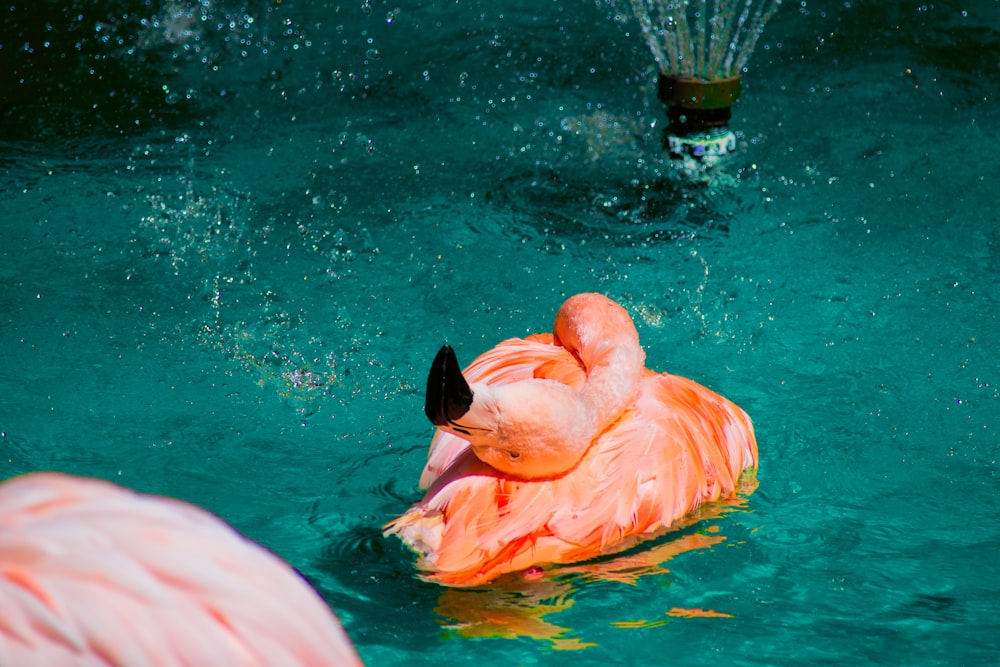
[553,293,645,434]
[433,293,646,481]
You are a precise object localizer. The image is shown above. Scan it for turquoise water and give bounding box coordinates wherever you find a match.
[2,0,998,664]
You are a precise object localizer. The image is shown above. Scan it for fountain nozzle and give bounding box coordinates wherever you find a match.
[657,74,741,164]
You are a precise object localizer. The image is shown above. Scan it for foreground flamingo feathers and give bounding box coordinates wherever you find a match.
[0,472,363,667]
[386,293,757,587]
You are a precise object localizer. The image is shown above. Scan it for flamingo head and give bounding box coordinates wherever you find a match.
[425,345,594,479]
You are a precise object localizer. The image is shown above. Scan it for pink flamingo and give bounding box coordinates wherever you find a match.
[0,472,363,666]
[385,292,757,587]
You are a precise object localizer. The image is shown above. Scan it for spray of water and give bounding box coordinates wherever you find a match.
[619,0,781,80]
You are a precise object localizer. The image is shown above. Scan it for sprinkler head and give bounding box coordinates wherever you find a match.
[658,74,741,112]
[657,74,741,164]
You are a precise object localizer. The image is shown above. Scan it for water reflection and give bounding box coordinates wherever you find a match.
[430,471,757,649]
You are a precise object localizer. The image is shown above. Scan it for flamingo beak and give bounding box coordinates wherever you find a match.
[425,345,473,428]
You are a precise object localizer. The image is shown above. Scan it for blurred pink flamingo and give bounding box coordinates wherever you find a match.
[0,472,363,666]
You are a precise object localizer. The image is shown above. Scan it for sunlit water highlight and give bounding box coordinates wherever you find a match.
[2,1,998,665]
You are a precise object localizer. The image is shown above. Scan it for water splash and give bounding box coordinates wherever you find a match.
[616,0,782,79]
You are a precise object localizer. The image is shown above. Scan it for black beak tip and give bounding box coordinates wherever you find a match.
[424,344,473,426]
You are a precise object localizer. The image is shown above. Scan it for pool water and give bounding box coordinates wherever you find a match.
[2,0,998,664]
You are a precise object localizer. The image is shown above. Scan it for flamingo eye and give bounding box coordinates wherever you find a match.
[507,450,520,460]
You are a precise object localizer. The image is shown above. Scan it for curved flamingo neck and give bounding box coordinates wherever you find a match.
[552,293,645,432]
[429,294,647,481]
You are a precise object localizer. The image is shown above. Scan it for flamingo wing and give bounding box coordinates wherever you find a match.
[544,372,757,550]
[0,472,363,667]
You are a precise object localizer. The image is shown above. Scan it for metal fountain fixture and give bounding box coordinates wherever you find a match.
[618,0,781,167]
